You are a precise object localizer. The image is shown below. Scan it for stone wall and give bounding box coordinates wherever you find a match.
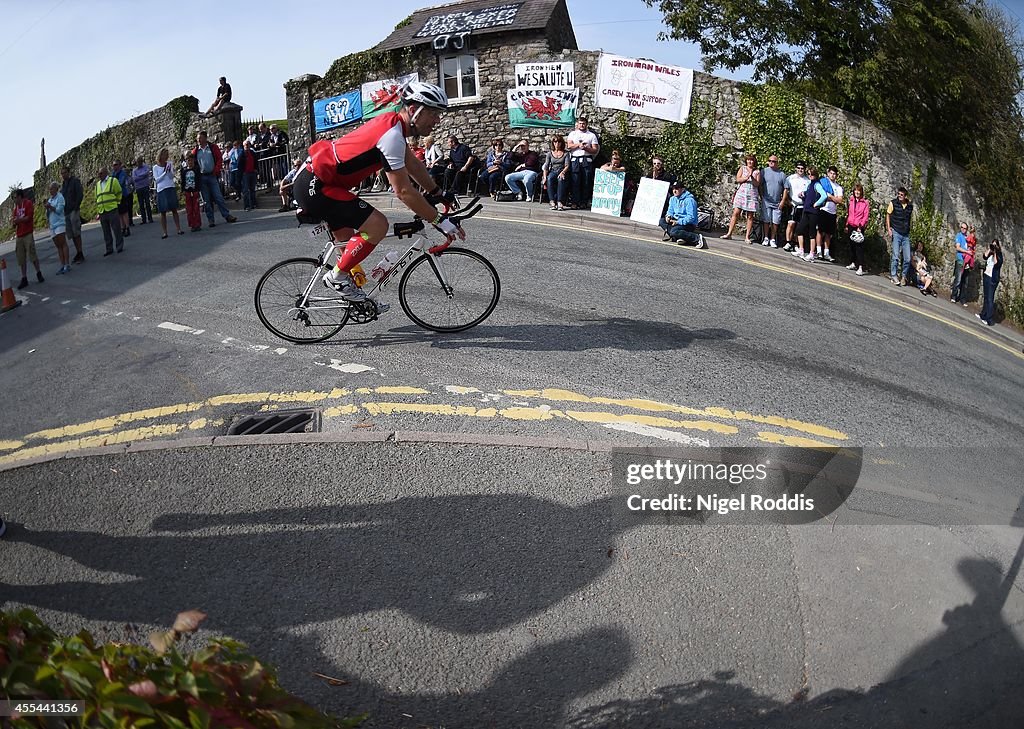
[2,96,243,240]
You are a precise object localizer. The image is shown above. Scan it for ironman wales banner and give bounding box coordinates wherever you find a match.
[507,88,578,129]
[361,73,418,120]
[595,53,693,124]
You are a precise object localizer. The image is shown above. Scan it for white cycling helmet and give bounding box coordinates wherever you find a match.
[403,82,449,110]
[850,229,865,243]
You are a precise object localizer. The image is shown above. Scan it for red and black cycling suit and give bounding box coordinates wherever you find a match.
[293,111,409,231]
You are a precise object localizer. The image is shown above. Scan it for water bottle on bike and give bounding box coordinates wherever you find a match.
[370,250,401,283]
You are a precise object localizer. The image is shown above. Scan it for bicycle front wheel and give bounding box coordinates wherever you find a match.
[255,257,349,343]
[398,247,500,332]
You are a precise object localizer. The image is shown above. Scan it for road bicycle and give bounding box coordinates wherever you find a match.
[254,197,499,343]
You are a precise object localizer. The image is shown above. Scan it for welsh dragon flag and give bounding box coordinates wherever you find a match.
[507,88,578,128]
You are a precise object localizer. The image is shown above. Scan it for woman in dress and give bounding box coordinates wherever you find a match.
[154,148,184,238]
[722,154,761,244]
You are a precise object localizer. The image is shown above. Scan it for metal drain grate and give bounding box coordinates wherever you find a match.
[228,408,321,435]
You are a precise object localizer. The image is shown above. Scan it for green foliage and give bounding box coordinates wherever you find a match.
[322,48,415,91]
[167,96,199,142]
[0,608,364,728]
[598,100,727,195]
[737,84,812,170]
[394,14,413,31]
[908,162,947,267]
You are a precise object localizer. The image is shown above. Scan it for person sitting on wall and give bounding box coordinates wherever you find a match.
[442,135,477,195]
[278,158,303,212]
[480,138,508,198]
[203,76,232,118]
[504,140,541,202]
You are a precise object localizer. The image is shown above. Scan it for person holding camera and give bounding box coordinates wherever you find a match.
[978,239,1004,326]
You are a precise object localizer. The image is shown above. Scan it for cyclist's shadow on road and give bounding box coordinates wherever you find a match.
[335,317,736,352]
[5,495,636,636]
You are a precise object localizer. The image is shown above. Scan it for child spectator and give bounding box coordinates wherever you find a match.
[180,155,202,232]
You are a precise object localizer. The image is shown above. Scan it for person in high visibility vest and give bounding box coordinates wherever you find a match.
[95,166,124,255]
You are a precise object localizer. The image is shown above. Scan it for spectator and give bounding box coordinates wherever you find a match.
[191,131,237,226]
[814,166,843,262]
[647,156,675,184]
[228,141,243,200]
[278,158,303,212]
[60,167,85,263]
[244,125,259,148]
[203,76,232,117]
[567,116,600,209]
[600,149,627,172]
[963,225,978,306]
[239,140,259,211]
[153,148,183,238]
[795,167,820,260]
[408,136,426,163]
[542,134,569,211]
[44,182,70,275]
[504,139,541,202]
[660,180,707,248]
[781,160,809,253]
[132,156,154,225]
[180,154,202,232]
[11,189,42,288]
[94,166,124,256]
[255,122,272,188]
[269,124,289,181]
[951,222,971,304]
[111,160,134,237]
[887,187,913,286]
[844,183,870,276]
[424,134,444,185]
[722,154,761,244]
[480,138,508,198]
[912,243,935,295]
[978,239,1003,326]
[443,135,476,194]
[759,154,786,248]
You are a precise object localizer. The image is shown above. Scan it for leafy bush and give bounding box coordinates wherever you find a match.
[0,608,363,728]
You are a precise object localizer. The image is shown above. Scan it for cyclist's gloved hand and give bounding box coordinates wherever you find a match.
[432,212,467,241]
[425,187,459,211]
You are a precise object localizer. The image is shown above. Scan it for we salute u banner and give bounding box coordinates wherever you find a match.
[361,73,419,119]
[595,53,694,124]
[507,88,578,128]
[313,90,362,133]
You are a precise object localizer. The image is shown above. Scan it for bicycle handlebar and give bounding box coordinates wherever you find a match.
[391,196,484,239]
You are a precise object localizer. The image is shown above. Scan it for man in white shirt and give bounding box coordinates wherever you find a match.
[566,116,600,209]
[780,160,810,254]
[816,166,844,262]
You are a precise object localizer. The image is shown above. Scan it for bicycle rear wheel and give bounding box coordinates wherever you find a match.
[255,257,349,343]
[398,247,500,332]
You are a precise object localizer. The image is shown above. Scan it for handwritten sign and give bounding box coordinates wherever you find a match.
[414,3,521,37]
[630,177,671,227]
[591,169,625,217]
[595,53,694,124]
[514,62,574,90]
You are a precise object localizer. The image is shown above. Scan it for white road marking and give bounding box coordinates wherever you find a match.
[274,348,288,355]
[603,422,711,447]
[41,297,50,302]
[321,360,375,374]
[158,321,202,334]
[61,300,72,305]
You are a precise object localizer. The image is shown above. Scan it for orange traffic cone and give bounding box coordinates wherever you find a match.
[1,258,22,313]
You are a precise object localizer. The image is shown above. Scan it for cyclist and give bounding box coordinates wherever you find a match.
[293,81,465,305]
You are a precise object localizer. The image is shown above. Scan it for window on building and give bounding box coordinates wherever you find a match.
[440,54,479,101]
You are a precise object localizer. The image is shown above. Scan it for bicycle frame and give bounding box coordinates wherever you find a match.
[291,224,453,316]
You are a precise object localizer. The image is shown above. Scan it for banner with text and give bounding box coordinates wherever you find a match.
[595,53,694,124]
[361,73,419,119]
[630,177,671,227]
[313,90,363,133]
[507,88,578,128]
[591,169,625,217]
[514,61,575,89]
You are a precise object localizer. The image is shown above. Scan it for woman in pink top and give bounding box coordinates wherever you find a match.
[845,183,870,276]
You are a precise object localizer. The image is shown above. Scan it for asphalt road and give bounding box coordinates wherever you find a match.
[2,200,1023,727]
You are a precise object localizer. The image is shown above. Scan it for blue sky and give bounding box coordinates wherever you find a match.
[1,0,740,192]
